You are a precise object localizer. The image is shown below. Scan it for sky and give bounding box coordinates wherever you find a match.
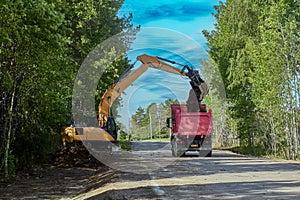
[118,0,221,49]
[116,0,223,128]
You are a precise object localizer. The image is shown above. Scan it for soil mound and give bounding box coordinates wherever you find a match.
[52,146,103,168]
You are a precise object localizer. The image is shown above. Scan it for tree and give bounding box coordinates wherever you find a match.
[130,106,146,139]
[200,57,227,147]
[248,0,300,158]
[204,0,300,159]
[130,99,179,140]
[203,0,260,150]
[0,0,134,176]
[0,0,70,176]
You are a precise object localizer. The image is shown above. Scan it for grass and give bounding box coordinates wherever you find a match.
[117,140,131,151]
[140,137,170,142]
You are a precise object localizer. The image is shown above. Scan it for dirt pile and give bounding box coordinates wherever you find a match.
[0,146,114,199]
[52,146,104,168]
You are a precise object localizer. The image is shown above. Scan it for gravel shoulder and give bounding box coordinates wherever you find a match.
[1,143,300,200]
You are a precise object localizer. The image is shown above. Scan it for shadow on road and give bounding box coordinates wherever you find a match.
[87,179,300,200]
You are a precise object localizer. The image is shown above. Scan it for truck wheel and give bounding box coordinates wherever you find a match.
[171,138,176,156]
[171,148,176,157]
[199,150,212,157]
[172,141,185,157]
[206,150,212,157]
[171,142,176,157]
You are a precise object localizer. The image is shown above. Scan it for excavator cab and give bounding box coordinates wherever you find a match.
[105,116,117,141]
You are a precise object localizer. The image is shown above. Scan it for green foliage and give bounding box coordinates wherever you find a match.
[201,56,227,147]
[130,99,178,140]
[117,130,131,151]
[7,153,16,176]
[204,0,300,159]
[0,0,134,175]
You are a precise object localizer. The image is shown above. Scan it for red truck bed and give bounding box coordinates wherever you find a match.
[171,104,212,137]
[169,104,213,157]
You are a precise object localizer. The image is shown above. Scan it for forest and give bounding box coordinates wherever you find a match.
[129,99,179,140]
[203,0,299,159]
[1,0,299,178]
[0,0,134,177]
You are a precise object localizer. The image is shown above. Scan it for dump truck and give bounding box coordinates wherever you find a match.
[168,104,212,157]
[61,54,210,153]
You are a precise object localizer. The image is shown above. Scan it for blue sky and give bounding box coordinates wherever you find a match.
[116,0,223,128]
[118,0,220,48]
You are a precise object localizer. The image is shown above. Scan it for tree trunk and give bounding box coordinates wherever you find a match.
[149,113,152,139]
[4,86,15,177]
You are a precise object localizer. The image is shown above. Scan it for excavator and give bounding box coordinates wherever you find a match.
[61,54,209,153]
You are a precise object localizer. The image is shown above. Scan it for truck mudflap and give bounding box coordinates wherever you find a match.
[171,136,212,157]
[171,135,212,157]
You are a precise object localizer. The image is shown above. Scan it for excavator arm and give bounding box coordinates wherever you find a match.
[61,54,209,146]
[98,54,209,127]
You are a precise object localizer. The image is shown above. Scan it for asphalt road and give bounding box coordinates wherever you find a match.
[71,141,300,200]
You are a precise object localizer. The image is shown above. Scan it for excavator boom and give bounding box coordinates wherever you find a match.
[98,54,209,127]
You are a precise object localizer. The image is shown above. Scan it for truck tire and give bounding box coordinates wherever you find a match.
[206,150,212,157]
[171,148,176,157]
[171,139,185,157]
[199,150,212,157]
[171,140,178,157]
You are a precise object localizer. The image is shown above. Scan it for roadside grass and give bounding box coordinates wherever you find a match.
[215,145,299,161]
[140,137,170,142]
[117,140,131,151]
